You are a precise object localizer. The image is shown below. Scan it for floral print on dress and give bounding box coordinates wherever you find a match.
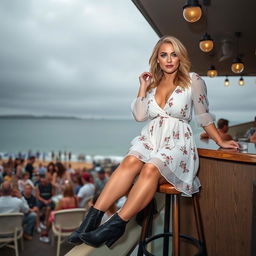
[198,94,206,105]
[179,161,189,173]
[191,147,197,160]
[159,117,164,127]
[175,88,183,94]
[164,136,171,144]
[195,73,201,80]
[185,185,192,193]
[180,104,188,117]
[139,136,146,141]
[187,126,192,136]
[161,153,173,166]
[168,97,174,108]
[184,131,191,140]
[173,131,180,140]
[150,125,154,136]
[180,146,188,155]
[147,99,153,105]
[143,143,153,151]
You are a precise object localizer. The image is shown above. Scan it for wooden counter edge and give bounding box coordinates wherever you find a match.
[198,148,256,163]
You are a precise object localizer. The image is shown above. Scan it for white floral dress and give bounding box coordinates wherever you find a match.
[127,72,214,196]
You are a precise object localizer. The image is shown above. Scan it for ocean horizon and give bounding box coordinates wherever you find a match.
[0,116,244,160]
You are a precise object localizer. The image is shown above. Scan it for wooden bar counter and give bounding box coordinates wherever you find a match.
[180,139,256,256]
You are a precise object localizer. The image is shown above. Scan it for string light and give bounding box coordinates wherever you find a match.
[238,77,245,86]
[224,76,230,86]
[207,65,217,77]
[183,0,202,23]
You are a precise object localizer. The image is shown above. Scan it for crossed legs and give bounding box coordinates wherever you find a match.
[94,155,168,221]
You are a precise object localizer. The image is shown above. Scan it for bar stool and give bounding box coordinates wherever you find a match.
[137,184,207,256]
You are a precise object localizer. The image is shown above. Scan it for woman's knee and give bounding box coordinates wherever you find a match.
[140,163,160,179]
[122,155,143,169]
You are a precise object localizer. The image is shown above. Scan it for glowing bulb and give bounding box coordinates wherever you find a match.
[183,0,202,23]
[207,66,217,78]
[224,78,229,86]
[199,41,213,52]
[199,33,214,52]
[231,57,244,73]
[238,77,245,86]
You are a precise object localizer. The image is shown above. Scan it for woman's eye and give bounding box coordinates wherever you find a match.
[171,53,177,57]
[160,53,167,57]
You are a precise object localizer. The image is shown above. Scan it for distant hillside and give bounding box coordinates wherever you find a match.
[0,114,82,120]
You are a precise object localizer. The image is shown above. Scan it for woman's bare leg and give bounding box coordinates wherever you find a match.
[94,155,144,212]
[118,163,163,221]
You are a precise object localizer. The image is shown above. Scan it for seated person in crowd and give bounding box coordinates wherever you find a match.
[200,118,233,141]
[245,116,256,139]
[77,172,95,208]
[18,171,34,193]
[39,183,78,243]
[94,167,108,194]
[23,184,41,233]
[3,167,14,182]
[250,130,256,142]
[35,173,55,228]
[0,181,36,240]
[25,156,35,179]
[15,164,24,180]
[72,174,83,195]
[52,162,71,196]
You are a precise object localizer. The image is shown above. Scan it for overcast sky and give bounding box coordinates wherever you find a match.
[0,0,255,123]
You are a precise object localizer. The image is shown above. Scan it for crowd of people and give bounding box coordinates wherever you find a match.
[0,157,123,244]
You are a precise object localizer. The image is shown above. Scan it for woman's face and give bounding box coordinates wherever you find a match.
[157,43,180,74]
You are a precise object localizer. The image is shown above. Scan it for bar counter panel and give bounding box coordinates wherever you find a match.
[179,139,256,256]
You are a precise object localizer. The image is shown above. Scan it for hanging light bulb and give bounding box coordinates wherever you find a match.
[183,0,202,23]
[231,32,244,74]
[238,77,245,86]
[231,57,244,73]
[207,65,217,78]
[224,76,230,86]
[199,33,214,52]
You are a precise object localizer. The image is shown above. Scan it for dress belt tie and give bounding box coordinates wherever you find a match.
[154,114,188,123]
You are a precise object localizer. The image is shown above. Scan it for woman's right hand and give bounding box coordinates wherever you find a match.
[139,72,152,89]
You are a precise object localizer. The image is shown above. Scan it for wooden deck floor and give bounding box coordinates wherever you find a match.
[0,232,74,256]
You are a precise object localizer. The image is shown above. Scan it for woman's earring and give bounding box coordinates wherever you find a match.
[157,60,159,64]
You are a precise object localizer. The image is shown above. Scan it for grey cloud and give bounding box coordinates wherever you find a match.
[0,0,254,123]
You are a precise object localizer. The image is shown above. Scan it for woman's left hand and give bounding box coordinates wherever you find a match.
[218,140,239,149]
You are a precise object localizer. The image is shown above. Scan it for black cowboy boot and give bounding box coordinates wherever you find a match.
[68,206,104,245]
[79,213,128,248]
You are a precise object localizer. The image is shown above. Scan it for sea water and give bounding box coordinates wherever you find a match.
[0,117,204,160]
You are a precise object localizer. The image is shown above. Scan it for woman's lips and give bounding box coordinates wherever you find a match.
[166,65,174,68]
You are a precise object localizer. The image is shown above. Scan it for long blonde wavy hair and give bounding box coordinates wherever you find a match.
[147,35,191,92]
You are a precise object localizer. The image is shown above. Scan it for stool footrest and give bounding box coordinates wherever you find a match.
[142,232,205,256]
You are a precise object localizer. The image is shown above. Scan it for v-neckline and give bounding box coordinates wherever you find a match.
[153,86,178,110]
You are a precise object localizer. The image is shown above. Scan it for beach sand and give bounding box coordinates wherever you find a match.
[34,160,93,170]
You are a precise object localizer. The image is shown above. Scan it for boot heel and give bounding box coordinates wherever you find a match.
[105,236,119,248]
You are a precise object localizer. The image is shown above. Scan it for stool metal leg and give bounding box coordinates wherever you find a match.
[172,194,180,256]
[163,194,171,256]
[192,194,207,255]
[137,201,154,256]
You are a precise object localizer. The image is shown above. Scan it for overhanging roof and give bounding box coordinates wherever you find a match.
[132,0,256,76]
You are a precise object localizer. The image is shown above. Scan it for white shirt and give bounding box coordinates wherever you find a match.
[77,183,95,208]
[0,196,29,213]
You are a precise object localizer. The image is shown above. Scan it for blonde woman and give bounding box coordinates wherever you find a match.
[69,35,239,247]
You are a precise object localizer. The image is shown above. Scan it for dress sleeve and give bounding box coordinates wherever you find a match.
[191,73,215,127]
[131,96,149,122]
